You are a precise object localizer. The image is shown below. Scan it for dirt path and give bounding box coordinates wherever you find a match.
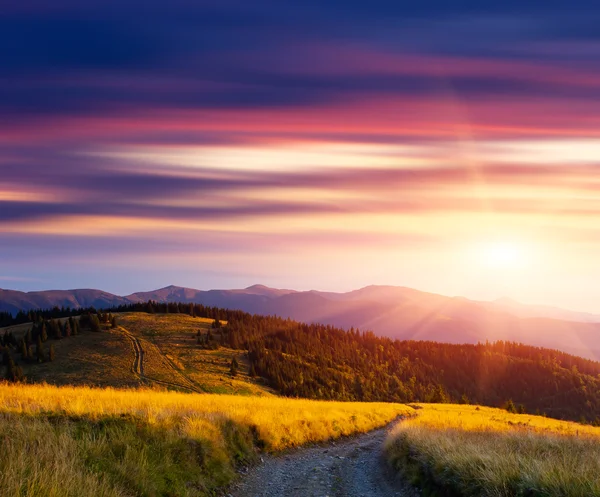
[119,325,204,393]
[119,326,145,376]
[231,425,415,497]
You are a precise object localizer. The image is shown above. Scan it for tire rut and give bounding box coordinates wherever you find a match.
[119,325,203,393]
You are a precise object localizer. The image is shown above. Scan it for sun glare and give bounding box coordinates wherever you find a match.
[479,242,526,269]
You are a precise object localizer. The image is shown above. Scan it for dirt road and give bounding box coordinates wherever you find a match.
[231,425,415,497]
[119,325,203,393]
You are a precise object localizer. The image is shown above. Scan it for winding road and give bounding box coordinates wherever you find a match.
[231,425,415,497]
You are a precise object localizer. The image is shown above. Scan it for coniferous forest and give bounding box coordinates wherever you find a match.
[3,301,600,423]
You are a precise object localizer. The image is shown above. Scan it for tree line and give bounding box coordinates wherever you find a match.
[1,311,117,382]
[3,300,600,422]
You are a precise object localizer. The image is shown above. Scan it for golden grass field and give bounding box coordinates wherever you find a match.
[117,313,273,396]
[0,382,412,496]
[386,403,600,497]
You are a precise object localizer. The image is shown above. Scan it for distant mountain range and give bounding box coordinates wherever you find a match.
[2,284,600,360]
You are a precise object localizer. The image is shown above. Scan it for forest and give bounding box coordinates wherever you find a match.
[2,301,600,423]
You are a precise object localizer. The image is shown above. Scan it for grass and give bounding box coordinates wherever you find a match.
[4,312,273,396]
[0,382,412,496]
[22,328,139,388]
[385,403,600,497]
[118,313,273,396]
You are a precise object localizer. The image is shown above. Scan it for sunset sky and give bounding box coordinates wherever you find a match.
[2,1,600,312]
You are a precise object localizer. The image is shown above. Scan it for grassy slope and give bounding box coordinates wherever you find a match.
[23,327,139,388]
[0,383,412,496]
[385,404,600,497]
[118,313,273,396]
[4,313,273,396]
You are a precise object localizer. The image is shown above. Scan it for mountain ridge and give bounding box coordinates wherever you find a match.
[3,283,600,361]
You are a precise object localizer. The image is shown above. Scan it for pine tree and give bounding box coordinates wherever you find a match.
[5,355,24,382]
[36,336,46,363]
[63,321,71,338]
[504,399,517,413]
[230,357,239,377]
[249,363,257,377]
[89,314,101,332]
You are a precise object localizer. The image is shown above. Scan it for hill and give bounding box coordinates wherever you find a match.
[4,305,600,423]
[3,284,600,360]
[386,404,600,496]
[4,311,274,397]
[0,382,410,497]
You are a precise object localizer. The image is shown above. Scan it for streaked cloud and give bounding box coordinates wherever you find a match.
[1,0,600,311]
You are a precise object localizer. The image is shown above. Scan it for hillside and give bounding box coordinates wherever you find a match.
[4,306,600,423]
[0,382,411,497]
[3,284,600,360]
[3,312,274,397]
[386,404,600,496]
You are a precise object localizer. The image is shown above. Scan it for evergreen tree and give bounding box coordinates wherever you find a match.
[230,357,239,377]
[504,399,517,413]
[89,314,101,332]
[63,321,71,338]
[353,375,364,400]
[35,336,46,363]
[5,354,24,382]
[249,363,257,377]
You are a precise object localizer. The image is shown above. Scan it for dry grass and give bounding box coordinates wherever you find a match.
[0,382,411,496]
[118,313,272,396]
[9,313,271,396]
[23,328,139,388]
[118,313,218,337]
[386,404,600,497]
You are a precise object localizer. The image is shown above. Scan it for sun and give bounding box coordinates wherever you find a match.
[479,242,526,269]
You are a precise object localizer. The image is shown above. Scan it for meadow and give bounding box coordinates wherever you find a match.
[385,403,600,497]
[0,382,412,496]
[117,313,272,396]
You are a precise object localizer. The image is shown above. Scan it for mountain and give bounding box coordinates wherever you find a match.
[0,288,128,315]
[488,297,600,323]
[2,283,600,360]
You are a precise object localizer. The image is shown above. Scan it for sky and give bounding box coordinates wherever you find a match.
[2,1,600,312]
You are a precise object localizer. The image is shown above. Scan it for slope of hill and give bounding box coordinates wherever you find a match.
[7,306,600,422]
[386,404,600,497]
[3,283,600,360]
[0,382,410,497]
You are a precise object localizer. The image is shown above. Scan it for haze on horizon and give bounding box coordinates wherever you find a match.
[2,1,600,313]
